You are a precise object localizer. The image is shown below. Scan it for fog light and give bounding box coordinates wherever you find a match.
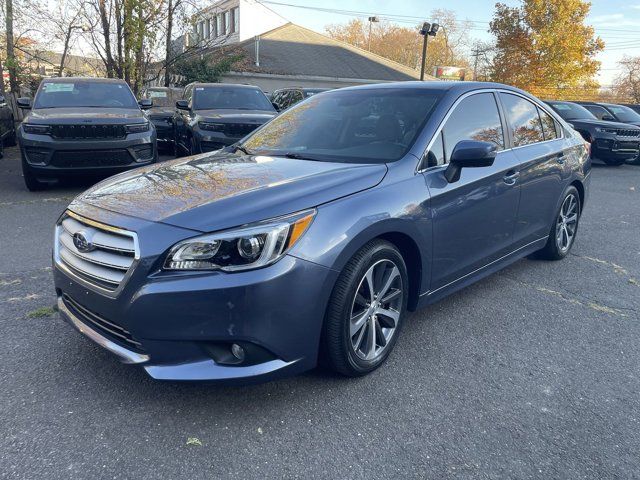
[231,343,245,361]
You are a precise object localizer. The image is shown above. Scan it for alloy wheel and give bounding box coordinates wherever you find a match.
[556,193,578,252]
[349,259,403,361]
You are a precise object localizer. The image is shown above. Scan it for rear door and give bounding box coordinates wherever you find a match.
[498,92,568,246]
[422,92,522,291]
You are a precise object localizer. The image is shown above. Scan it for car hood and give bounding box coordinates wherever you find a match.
[568,117,640,130]
[147,107,175,117]
[195,109,276,123]
[26,107,145,124]
[71,153,388,232]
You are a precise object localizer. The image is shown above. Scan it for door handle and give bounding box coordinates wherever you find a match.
[503,170,520,185]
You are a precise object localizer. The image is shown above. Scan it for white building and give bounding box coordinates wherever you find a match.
[191,0,287,48]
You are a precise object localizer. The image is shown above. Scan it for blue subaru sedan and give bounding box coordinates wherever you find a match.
[53,82,590,383]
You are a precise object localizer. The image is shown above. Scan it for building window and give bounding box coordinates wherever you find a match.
[218,14,225,36]
[205,19,210,39]
[231,7,239,33]
[211,15,218,37]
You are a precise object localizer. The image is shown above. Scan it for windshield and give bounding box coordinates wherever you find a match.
[607,105,640,122]
[547,102,596,121]
[145,88,180,107]
[193,86,275,111]
[241,88,444,163]
[34,81,138,109]
[304,89,328,98]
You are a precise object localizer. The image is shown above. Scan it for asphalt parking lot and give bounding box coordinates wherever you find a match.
[0,146,639,479]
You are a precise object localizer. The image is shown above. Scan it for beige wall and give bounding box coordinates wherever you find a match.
[220,71,395,95]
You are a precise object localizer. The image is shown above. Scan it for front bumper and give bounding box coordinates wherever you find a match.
[193,130,249,153]
[592,137,640,160]
[54,248,337,383]
[19,130,157,177]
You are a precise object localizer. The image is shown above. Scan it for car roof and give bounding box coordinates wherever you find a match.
[41,77,127,84]
[336,81,529,96]
[187,82,261,89]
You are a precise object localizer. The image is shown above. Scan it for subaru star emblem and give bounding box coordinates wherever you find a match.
[73,231,94,253]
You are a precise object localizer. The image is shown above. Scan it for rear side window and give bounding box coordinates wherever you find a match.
[442,93,504,160]
[538,107,558,141]
[584,105,610,120]
[500,93,544,147]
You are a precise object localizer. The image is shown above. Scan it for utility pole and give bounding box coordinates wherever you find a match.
[367,16,379,51]
[419,22,439,81]
[5,0,18,93]
[471,46,487,81]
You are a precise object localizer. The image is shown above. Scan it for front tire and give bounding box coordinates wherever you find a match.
[601,158,625,166]
[22,167,46,191]
[322,240,409,377]
[537,186,581,260]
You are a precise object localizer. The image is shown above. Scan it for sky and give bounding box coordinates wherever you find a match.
[260,0,640,86]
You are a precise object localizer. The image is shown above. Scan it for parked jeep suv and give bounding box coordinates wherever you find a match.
[174,83,277,155]
[140,86,181,152]
[17,77,157,191]
[271,87,329,111]
[545,100,640,166]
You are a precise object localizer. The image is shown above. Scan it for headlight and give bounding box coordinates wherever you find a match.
[22,124,51,134]
[164,209,316,271]
[125,122,150,134]
[198,122,225,132]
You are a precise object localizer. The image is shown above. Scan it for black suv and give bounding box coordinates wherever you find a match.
[573,101,640,127]
[140,86,181,152]
[271,87,329,111]
[545,100,640,166]
[174,83,276,155]
[17,77,157,190]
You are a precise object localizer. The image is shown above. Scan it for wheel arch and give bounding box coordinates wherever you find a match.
[323,221,427,313]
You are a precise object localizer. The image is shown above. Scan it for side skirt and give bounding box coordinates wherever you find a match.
[416,236,548,309]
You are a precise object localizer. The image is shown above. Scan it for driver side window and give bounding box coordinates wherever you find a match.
[425,93,504,168]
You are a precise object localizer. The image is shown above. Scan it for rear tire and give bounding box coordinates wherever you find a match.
[321,240,409,377]
[537,186,581,260]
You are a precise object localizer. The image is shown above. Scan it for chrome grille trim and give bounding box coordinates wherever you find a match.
[54,210,140,297]
[62,294,143,350]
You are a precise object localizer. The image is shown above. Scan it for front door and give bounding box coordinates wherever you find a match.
[422,92,522,291]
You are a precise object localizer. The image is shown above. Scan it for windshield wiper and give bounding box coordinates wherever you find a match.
[282,152,322,161]
[234,145,252,155]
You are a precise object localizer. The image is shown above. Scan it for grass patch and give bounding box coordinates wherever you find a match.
[27,306,56,318]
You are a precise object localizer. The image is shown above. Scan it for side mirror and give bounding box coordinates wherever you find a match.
[271,101,280,112]
[444,140,497,183]
[601,114,615,122]
[17,97,32,109]
[176,100,190,111]
[138,98,153,109]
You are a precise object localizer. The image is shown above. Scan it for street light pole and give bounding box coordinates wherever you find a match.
[419,22,440,81]
[367,16,379,51]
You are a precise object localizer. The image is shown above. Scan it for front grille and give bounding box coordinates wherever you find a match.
[50,124,126,140]
[51,150,133,168]
[225,123,260,137]
[614,129,640,138]
[62,293,143,351]
[56,212,137,293]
